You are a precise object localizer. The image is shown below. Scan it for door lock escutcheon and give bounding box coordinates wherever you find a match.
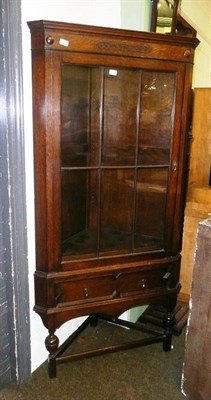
[172,161,178,171]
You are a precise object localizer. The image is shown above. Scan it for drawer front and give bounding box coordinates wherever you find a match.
[54,265,174,307]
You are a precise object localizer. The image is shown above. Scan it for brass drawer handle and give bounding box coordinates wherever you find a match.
[84,287,89,298]
[139,279,147,289]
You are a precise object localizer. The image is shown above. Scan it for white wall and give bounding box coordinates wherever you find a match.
[21,0,147,373]
[21,0,122,373]
[121,0,151,31]
[180,0,211,87]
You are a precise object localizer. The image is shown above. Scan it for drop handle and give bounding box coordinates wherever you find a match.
[84,287,89,298]
[139,279,147,289]
[172,161,178,171]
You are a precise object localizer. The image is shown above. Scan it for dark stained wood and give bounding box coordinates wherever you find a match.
[28,20,198,377]
[182,219,211,400]
[176,14,197,37]
[139,301,189,335]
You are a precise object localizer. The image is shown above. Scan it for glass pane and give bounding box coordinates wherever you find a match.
[100,169,134,254]
[60,65,175,260]
[102,68,139,166]
[139,71,175,166]
[61,65,101,167]
[61,169,98,258]
[134,167,168,251]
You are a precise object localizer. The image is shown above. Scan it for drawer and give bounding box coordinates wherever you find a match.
[54,265,173,307]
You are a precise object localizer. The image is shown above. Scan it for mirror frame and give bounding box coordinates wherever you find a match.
[150,0,180,34]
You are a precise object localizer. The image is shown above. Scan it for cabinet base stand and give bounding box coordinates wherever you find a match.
[138,301,189,335]
[47,312,174,378]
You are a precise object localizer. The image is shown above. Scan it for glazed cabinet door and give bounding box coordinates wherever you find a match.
[59,60,185,264]
[44,53,186,268]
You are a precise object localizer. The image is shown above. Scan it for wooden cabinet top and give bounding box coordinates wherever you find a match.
[28,20,199,63]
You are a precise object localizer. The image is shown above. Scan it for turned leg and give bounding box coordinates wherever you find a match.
[90,314,99,327]
[163,310,175,352]
[45,332,59,378]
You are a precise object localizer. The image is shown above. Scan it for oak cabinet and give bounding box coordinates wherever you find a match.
[28,20,198,377]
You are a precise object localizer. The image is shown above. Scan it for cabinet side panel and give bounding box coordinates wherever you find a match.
[32,51,48,270]
[172,64,194,254]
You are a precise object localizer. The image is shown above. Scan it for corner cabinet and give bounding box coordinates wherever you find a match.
[28,20,199,377]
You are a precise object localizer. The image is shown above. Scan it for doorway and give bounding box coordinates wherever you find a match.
[0,0,30,388]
